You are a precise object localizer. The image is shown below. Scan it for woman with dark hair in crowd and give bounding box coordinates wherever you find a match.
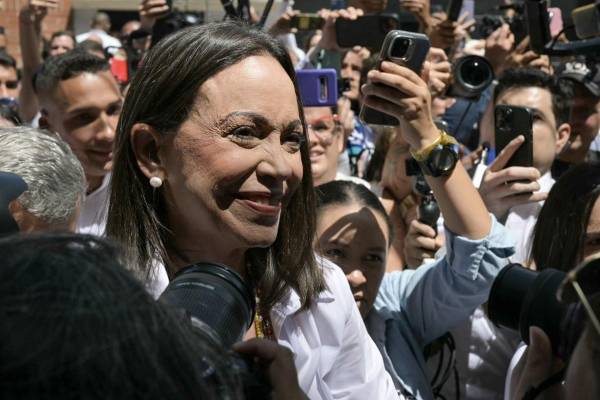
[314,179,513,399]
[529,162,600,271]
[106,21,397,399]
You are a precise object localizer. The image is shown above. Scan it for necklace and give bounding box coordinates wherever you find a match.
[254,289,276,340]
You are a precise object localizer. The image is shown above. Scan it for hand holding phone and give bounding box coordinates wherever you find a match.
[360,30,431,126]
[477,105,547,220]
[494,105,533,168]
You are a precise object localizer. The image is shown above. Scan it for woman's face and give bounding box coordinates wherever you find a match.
[160,55,304,254]
[315,201,389,318]
[305,106,344,186]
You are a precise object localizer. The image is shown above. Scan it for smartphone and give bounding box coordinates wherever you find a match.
[548,7,563,37]
[494,105,533,168]
[296,69,338,107]
[446,0,463,22]
[359,30,431,126]
[335,14,400,49]
[290,14,325,31]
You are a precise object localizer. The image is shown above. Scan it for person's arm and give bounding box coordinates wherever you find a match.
[362,60,491,240]
[18,1,55,122]
[375,214,514,344]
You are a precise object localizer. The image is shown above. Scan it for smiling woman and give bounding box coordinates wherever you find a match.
[107,22,397,399]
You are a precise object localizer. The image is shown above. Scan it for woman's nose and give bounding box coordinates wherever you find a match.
[346,269,367,288]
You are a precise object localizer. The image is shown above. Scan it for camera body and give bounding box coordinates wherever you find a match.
[488,264,585,361]
[159,263,271,398]
[360,30,430,126]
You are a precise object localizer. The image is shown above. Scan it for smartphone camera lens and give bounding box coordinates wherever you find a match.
[390,37,411,59]
[496,108,512,130]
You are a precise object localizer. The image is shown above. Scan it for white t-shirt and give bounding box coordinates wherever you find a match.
[77,174,110,236]
[76,174,169,298]
[505,172,555,265]
[274,257,400,400]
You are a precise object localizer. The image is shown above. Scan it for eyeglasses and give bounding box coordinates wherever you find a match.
[306,114,341,142]
[558,253,600,337]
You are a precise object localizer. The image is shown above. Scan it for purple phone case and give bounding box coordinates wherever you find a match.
[296,69,338,107]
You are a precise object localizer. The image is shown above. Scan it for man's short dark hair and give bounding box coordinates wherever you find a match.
[0,50,16,71]
[50,30,76,43]
[494,68,572,127]
[34,49,109,94]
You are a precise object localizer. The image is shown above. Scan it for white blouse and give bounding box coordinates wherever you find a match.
[271,257,400,400]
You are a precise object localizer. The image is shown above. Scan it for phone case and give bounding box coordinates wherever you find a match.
[296,69,338,107]
[335,14,400,49]
[494,105,534,168]
[447,0,463,22]
[360,30,431,126]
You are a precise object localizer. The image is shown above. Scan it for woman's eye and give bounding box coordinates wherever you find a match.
[283,131,304,151]
[230,127,259,144]
[365,254,384,263]
[325,248,344,259]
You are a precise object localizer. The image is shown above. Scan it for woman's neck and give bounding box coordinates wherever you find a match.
[168,245,247,278]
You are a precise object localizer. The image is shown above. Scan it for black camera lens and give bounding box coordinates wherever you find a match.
[495,107,513,131]
[390,37,411,59]
[447,55,494,99]
[488,264,581,360]
[159,262,255,348]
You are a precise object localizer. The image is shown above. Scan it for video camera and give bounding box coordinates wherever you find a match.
[446,55,494,99]
[159,262,271,398]
[488,255,600,362]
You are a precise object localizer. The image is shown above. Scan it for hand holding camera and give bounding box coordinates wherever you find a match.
[485,24,515,76]
[428,12,474,50]
[315,7,363,51]
[268,10,301,36]
[234,339,308,400]
[139,0,171,31]
[479,135,548,221]
[404,219,444,268]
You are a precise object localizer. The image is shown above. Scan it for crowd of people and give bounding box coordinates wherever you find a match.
[1,0,599,399]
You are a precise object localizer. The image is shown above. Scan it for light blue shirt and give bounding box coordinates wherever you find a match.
[367,215,515,400]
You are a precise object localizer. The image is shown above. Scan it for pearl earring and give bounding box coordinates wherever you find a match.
[149,176,163,188]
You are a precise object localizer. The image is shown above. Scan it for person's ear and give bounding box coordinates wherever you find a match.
[130,123,166,182]
[38,108,51,131]
[555,122,571,155]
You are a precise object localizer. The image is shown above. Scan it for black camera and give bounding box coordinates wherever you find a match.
[159,262,271,398]
[488,264,585,361]
[446,55,494,99]
[390,37,412,59]
[405,158,440,233]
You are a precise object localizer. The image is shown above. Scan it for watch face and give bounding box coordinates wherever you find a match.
[431,146,458,172]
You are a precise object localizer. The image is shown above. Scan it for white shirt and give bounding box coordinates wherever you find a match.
[504,172,555,264]
[76,29,122,49]
[77,174,110,236]
[273,257,400,400]
[76,174,169,298]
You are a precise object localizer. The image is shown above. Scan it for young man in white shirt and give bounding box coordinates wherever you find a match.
[35,50,122,236]
[479,68,571,264]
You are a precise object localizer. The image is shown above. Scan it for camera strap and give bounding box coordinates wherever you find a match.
[522,367,565,400]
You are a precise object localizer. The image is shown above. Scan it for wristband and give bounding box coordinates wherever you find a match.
[410,129,458,162]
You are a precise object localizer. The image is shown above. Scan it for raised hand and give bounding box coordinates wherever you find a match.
[478,135,547,221]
